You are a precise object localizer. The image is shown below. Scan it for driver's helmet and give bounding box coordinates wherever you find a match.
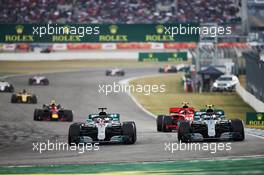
[99,111,107,118]
[50,100,56,107]
[22,89,27,93]
[206,108,214,115]
[182,105,189,108]
[182,102,189,108]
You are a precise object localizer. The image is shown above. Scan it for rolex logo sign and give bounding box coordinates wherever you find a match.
[156,25,164,34]
[109,25,118,34]
[246,112,264,126]
[257,113,263,121]
[15,25,24,34]
[148,53,153,58]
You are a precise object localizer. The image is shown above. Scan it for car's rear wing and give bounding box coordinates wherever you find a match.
[169,107,195,113]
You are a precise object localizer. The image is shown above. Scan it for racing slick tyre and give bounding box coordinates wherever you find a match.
[34,109,44,121]
[120,71,125,76]
[159,68,164,73]
[68,123,81,145]
[8,85,14,92]
[11,94,17,103]
[178,121,191,143]
[64,110,73,122]
[157,115,164,132]
[43,79,49,85]
[28,78,34,85]
[162,116,172,132]
[105,71,110,76]
[231,119,245,141]
[122,121,137,144]
[30,95,37,104]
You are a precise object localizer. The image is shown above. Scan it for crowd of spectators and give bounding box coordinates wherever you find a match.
[0,0,241,24]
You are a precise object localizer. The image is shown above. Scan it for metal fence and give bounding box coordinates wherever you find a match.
[243,51,264,102]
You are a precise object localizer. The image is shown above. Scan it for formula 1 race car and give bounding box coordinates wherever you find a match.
[106,68,125,76]
[0,80,14,93]
[68,108,136,145]
[157,102,195,132]
[34,100,73,121]
[158,65,177,73]
[28,75,49,85]
[11,89,37,104]
[178,105,245,142]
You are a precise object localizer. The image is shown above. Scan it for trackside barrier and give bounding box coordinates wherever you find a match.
[0,52,138,60]
[236,83,264,112]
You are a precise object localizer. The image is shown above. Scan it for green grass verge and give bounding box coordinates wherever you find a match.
[130,74,255,122]
[0,157,263,174]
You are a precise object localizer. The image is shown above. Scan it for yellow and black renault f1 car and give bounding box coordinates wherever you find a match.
[11,89,37,104]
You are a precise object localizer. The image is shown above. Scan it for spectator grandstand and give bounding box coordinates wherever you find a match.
[0,0,241,24]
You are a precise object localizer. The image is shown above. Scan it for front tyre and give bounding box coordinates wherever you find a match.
[178,121,191,143]
[68,123,81,145]
[231,119,245,141]
[122,121,137,144]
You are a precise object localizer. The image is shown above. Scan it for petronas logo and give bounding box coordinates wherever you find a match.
[15,25,24,34]
[257,113,262,120]
[156,25,164,34]
[109,25,118,34]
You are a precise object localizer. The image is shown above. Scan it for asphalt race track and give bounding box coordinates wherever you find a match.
[0,68,263,166]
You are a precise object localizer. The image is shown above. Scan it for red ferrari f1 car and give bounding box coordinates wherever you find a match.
[157,102,195,132]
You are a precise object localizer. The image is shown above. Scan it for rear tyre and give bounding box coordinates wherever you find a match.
[68,123,81,145]
[120,71,125,76]
[162,116,172,132]
[31,95,37,104]
[64,110,73,122]
[28,78,34,85]
[43,79,49,85]
[34,109,43,121]
[231,119,245,141]
[8,85,14,93]
[122,121,137,144]
[178,121,191,143]
[157,115,164,132]
[11,94,17,103]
